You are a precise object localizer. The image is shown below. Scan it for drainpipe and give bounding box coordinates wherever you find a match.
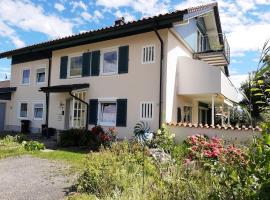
[69,91,89,130]
[45,57,52,138]
[154,28,164,129]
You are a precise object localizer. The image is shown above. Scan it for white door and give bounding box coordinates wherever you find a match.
[69,91,87,129]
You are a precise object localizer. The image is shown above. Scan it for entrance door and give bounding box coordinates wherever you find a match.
[69,91,86,129]
[0,103,6,131]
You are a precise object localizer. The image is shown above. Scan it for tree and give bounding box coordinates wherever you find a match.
[240,40,270,125]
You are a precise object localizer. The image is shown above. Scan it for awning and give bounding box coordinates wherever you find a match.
[0,87,16,100]
[39,84,89,93]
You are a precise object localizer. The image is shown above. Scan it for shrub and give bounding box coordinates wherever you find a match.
[59,127,117,150]
[151,124,175,153]
[76,141,161,199]
[22,141,45,151]
[58,129,92,147]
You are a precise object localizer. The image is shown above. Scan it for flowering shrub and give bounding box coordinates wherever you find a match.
[184,134,248,166]
[90,126,117,148]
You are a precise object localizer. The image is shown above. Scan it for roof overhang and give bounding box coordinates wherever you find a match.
[39,84,89,93]
[0,87,17,100]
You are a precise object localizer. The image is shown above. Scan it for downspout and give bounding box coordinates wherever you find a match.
[69,91,89,130]
[154,28,164,129]
[45,57,51,138]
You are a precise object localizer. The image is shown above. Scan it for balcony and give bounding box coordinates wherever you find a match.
[177,57,239,103]
[193,33,230,67]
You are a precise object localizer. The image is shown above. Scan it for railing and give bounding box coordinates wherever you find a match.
[196,33,230,64]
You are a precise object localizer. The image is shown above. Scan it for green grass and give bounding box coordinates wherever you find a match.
[32,149,89,172]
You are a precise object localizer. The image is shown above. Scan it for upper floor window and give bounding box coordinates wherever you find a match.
[183,106,192,123]
[22,69,30,85]
[69,55,82,77]
[140,102,154,120]
[36,68,45,84]
[19,102,28,118]
[142,45,155,64]
[101,49,118,75]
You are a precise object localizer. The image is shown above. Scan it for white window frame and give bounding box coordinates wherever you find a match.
[18,101,29,119]
[142,45,155,64]
[35,66,46,85]
[68,53,83,78]
[21,68,31,85]
[140,101,154,120]
[100,47,119,76]
[98,99,117,127]
[32,101,45,121]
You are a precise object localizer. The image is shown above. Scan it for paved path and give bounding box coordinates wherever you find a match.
[0,155,74,200]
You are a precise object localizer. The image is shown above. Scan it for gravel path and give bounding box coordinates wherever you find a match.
[0,155,75,200]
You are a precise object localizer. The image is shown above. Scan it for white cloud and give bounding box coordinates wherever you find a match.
[54,3,65,12]
[115,10,135,22]
[81,12,92,20]
[0,0,73,39]
[227,23,270,54]
[230,74,248,89]
[96,0,170,16]
[70,1,88,12]
[0,21,25,48]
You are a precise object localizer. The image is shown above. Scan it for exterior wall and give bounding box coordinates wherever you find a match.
[168,125,259,145]
[49,31,168,138]
[5,59,48,133]
[164,30,192,124]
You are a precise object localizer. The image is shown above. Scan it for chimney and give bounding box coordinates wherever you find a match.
[115,17,125,26]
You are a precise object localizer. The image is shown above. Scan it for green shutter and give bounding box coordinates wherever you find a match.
[89,99,98,125]
[116,99,127,127]
[60,56,68,79]
[118,46,129,74]
[177,107,182,123]
[91,50,100,76]
[82,52,91,77]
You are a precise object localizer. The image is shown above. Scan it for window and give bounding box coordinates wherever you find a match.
[69,55,83,77]
[102,49,118,74]
[19,102,28,118]
[99,102,117,126]
[22,69,30,85]
[183,106,192,123]
[36,68,45,84]
[140,102,154,120]
[142,45,155,64]
[33,103,44,120]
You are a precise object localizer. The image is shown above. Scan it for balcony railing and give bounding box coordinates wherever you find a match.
[194,33,230,66]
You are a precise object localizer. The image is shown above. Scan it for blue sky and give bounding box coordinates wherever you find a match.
[0,0,269,88]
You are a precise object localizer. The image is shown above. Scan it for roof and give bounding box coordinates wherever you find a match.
[39,84,89,93]
[0,2,219,61]
[0,87,16,94]
[0,80,10,88]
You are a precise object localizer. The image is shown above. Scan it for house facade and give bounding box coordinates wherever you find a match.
[0,3,239,137]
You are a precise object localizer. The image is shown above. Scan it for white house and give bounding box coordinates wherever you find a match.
[0,3,239,138]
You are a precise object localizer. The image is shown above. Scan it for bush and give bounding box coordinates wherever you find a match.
[59,127,117,150]
[76,141,162,199]
[151,124,175,153]
[22,141,45,151]
[58,129,92,147]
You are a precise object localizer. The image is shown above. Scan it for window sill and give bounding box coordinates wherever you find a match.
[99,122,116,127]
[33,118,43,121]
